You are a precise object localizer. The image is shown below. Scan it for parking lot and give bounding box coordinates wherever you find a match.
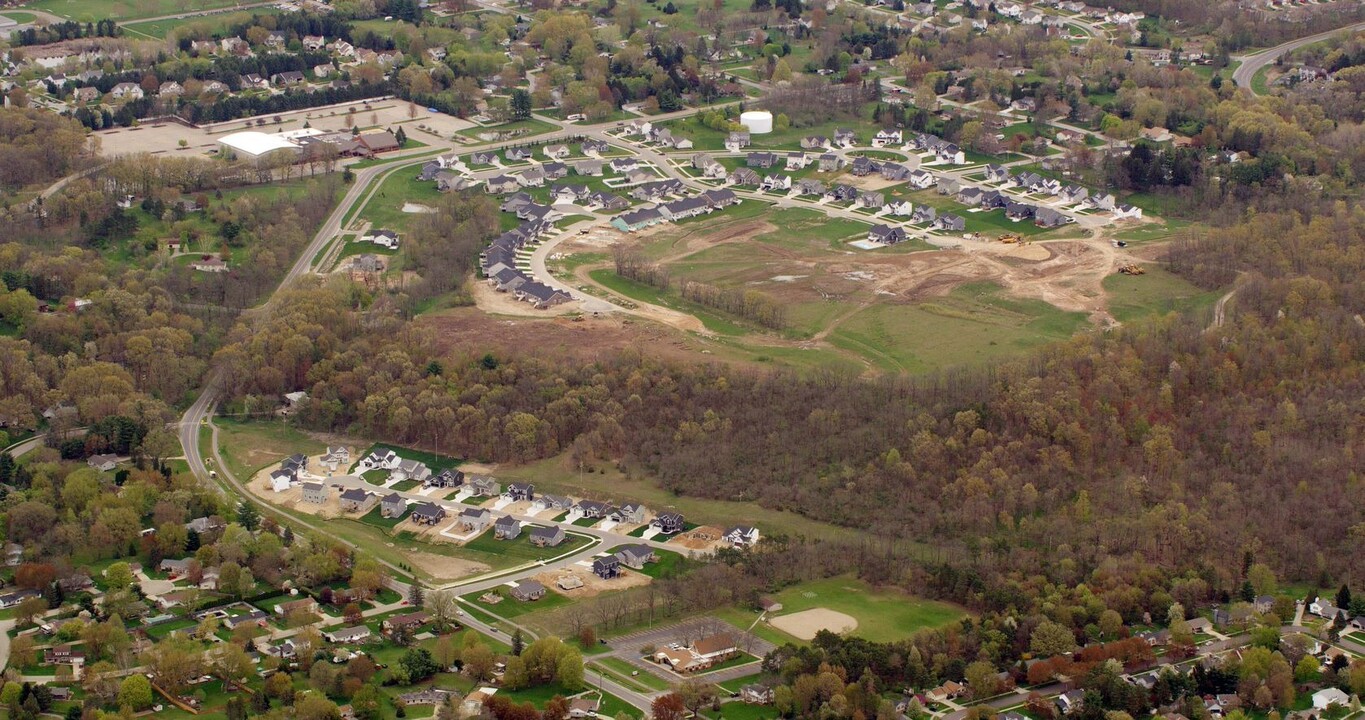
[605,616,774,684]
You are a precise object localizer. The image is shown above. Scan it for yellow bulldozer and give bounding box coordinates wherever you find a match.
[1118,264,1146,276]
[998,234,1022,244]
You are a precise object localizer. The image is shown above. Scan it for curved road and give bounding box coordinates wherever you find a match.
[1233,21,1365,92]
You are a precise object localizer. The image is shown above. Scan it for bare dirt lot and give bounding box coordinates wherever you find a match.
[406,551,490,581]
[670,525,725,551]
[533,565,652,598]
[769,608,859,641]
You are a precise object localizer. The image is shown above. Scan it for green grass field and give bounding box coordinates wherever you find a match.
[354,171,446,234]
[28,0,249,21]
[121,8,278,39]
[213,418,325,484]
[463,585,575,619]
[752,575,965,643]
[827,282,1088,373]
[0,10,36,22]
[1102,264,1221,324]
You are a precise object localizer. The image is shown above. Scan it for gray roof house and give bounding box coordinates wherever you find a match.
[511,580,546,601]
[340,488,375,514]
[301,482,327,504]
[411,502,446,526]
[494,515,522,540]
[615,544,656,569]
[459,507,492,533]
[529,525,566,547]
[618,503,648,524]
[381,493,406,518]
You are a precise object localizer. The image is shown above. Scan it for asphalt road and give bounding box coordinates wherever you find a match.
[1232,21,1365,92]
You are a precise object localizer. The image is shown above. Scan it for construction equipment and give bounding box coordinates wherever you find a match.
[999,234,1022,244]
[1118,264,1146,276]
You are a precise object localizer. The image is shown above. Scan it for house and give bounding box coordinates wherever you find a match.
[747,151,778,169]
[726,132,751,151]
[506,147,532,162]
[868,225,906,244]
[410,502,446,526]
[4,544,22,567]
[394,459,431,483]
[692,154,727,179]
[581,139,609,156]
[569,697,600,718]
[239,73,269,90]
[857,191,885,209]
[271,71,306,87]
[1005,202,1036,220]
[592,556,621,579]
[470,150,499,165]
[1059,185,1089,205]
[159,558,192,577]
[530,525,566,547]
[741,685,775,704]
[1112,204,1143,220]
[270,470,294,493]
[421,469,463,490]
[87,454,119,471]
[44,644,85,666]
[382,611,429,635]
[655,633,738,672]
[302,34,326,50]
[937,177,961,196]
[1308,598,1342,619]
[361,229,400,250]
[615,544,656,569]
[610,157,641,173]
[652,512,686,534]
[880,163,911,182]
[1312,689,1349,710]
[850,156,879,177]
[936,214,966,232]
[158,81,184,96]
[399,689,455,707]
[612,207,665,233]
[886,200,914,217]
[313,63,335,78]
[1035,207,1070,227]
[834,128,857,147]
[730,167,761,186]
[786,152,810,169]
[381,493,406,519]
[494,516,522,540]
[985,164,1012,184]
[73,86,100,104]
[518,167,547,187]
[0,589,41,608]
[818,154,843,172]
[957,187,985,207]
[511,580,546,602]
[588,192,629,211]
[574,159,605,176]
[325,626,372,644]
[485,175,521,194]
[1057,689,1085,715]
[618,503,648,524]
[542,162,569,179]
[796,179,826,196]
[912,205,938,225]
[801,136,828,150]
[702,188,740,209]
[1186,617,1213,634]
[873,129,903,147]
[543,144,570,159]
[828,184,858,203]
[459,508,492,533]
[467,476,501,496]
[761,174,792,192]
[110,82,144,100]
[339,489,376,514]
[301,482,327,504]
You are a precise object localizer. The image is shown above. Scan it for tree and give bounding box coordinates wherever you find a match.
[353,684,382,720]
[511,629,524,656]
[652,693,687,720]
[1337,584,1352,611]
[965,660,999,699]
[1248,564,1277,595]
[409,584,424,607]
[511,89,532,120]
[463,642,495,681]
[1099,609,1124,640]
[15,596,46,626]
[545,696,571,720]
[400,648,439,682]
[1031,620,1077,657]
[236,502,260,531]
[117,674,154,711]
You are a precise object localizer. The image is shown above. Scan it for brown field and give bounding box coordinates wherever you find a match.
[671,525,725,551]
[532,566,652,598]
[406,551,490,581]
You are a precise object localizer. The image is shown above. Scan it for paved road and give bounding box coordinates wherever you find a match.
[1232,21,1365,92]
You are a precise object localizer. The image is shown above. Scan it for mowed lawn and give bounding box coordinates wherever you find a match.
[29,0,250,21]
[765,576,965,642]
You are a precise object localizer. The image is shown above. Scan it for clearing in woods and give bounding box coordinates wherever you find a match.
[556,205,1162,373]
[752,576,966,643]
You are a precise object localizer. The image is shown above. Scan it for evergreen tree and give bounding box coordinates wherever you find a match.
[409,584,424,608]
[511,89,532,120]
[511,629,524,656]
[236,502,260,531]
[1336,584,1351,611]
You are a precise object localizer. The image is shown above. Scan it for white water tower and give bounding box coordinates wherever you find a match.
[739,110,773,134]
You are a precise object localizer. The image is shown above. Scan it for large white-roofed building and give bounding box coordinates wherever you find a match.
[217,131,300,162]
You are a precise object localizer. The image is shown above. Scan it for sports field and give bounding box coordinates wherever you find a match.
[27,0,252,21]
[758,576,965,643]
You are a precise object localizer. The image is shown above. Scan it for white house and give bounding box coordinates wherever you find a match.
[1312,688,1349,710]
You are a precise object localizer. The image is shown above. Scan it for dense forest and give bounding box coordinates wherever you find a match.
[202,193,1365,595]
